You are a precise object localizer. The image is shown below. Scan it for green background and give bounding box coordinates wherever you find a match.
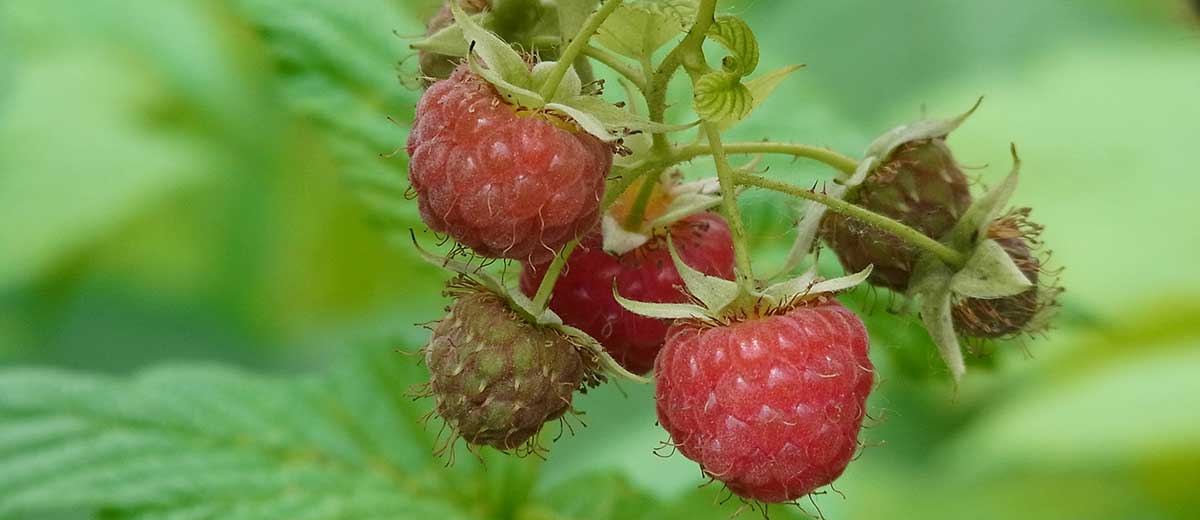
[1,0,1198,518]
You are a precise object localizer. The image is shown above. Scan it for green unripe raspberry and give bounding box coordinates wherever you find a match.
[424,280,584,452]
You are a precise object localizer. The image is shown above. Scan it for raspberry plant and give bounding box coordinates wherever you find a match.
[405,0,1062,508]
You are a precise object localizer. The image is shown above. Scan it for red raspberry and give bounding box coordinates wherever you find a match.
[407,66,612,262]
[520,213,735,375]
[655,299,874,502]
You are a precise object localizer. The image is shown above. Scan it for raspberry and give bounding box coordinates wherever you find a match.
[423,279,589,452]
[952,209,1057,338]
[519,212,736,374]
[418,0,491,83]
[407,66,613,262]
[655,298,874,503]
[821,138,972,291]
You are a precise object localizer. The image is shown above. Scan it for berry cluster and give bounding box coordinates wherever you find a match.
[399,0,1061,507]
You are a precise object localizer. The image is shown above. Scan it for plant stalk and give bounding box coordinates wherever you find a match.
[537,0,625,100]
[735,172,967,267]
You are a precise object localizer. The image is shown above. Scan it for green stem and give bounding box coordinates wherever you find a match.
[644,0,718,153]
[673,141,859,175]
[537,0,625,100]
[701,123,756,288]
[582,45,646,89]
[623,172,661,230]
[735,173,967,267]
[531,238,581,312]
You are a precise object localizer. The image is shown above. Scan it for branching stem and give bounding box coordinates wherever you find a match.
[537,0,625,100]
[734,173,967,267]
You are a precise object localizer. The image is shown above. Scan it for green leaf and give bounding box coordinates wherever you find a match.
[452,0,533,89]
[594,2,690,61]
[950,238,1034,299]
[0,359,482,519]
[693,71,752,123]
[706,15,759,76]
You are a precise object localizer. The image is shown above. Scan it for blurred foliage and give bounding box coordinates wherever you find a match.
[1,0,1199,518]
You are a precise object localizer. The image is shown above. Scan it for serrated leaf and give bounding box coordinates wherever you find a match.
[951,238,1034,299]
[532,61,582,102]
[595,3,688,61]
[771,156,875,279]
[864,97,983,160]
[693,71,752,123]
[946,146,1021,249]
[0,361,482,519]
[667,235,739,312]
[707,15,759,76]
[562,94,699,134]
[452,0,532,89]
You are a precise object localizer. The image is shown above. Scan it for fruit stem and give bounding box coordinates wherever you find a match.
[584,45,646,90]
[623,171,661,230]
[644,0,718,154]
[531,238,581,312]
[537,0,625,101]
[701,123,757,288]
[672,141,859,176]
[734,172,967,268]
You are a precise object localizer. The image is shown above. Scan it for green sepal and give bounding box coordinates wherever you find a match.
[944,145,1021,250]
[950,238,1034,299]
[410,13,486,56]
[469,50,545,108]
[666,235,740,312]
[910,255,966,381]
[613,285,712,320]
[452,0,536,99]
[865,97,982,161]
[556,94,698,142]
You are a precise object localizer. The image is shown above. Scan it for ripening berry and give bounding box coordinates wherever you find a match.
[424,279,588,452]
[520,212,736,374]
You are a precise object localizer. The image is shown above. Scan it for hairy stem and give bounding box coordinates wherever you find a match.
[537,0,625,100]
[701,123,756,287]
[735,173,967,267]
[583,45,646,89]
[531,238,581,312]
[673,141,859,175]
